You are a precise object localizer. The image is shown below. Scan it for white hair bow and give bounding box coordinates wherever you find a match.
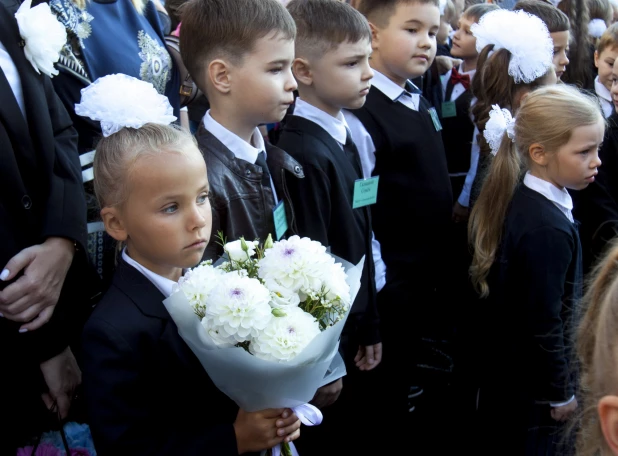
[483,104,515,156]
[589,19,608,38]
[471,10,553,84]
[75,74,177,137]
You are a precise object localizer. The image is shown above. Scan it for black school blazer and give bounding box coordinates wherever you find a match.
[81,259,242,455]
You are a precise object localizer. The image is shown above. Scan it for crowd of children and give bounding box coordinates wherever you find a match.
[7,0,618,454]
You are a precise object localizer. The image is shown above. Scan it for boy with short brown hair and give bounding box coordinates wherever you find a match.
[180,0,304,260]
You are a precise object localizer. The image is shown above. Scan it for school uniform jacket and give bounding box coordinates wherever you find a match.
[81,259,242,456]
[483,185,581,403]
[0,2,99,366]
[440,71,475,178]
[276,115,380,346]
[196,125,305,261]
[349,87,453,274]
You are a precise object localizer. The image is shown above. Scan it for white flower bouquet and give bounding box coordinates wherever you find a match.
[163,234,363,455]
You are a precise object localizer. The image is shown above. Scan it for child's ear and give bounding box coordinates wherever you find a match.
[594,50,600,69]
[369,22,380,50]
[101,207,128,242]
[292,58,313,86]
[528,143,550,167]
[598,395,618,455]
[208,59,232,94]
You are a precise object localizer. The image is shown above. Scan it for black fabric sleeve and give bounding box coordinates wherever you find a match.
[40,76,87,252]
[515,226,575,402]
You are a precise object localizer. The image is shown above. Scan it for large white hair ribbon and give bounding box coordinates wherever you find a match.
[471,9,554,84]
[483,104,515,156]
[75,73,177,137]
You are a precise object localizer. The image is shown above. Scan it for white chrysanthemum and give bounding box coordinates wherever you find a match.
[75,74,177,137]
[322,262,351,309]
[250,307,321,362]
[15,0,66,78]
[265,278,301,309]
[205,273,272,343]
[201,318,236,347]
[258,235,333,294]
[176,262,224,312]
[224,239,259,262]
[471,9,553,83]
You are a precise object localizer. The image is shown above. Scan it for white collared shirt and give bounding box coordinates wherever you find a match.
[203,110,278,202]
[441,64,476,102]
[523,172,574,223]
[293,97,348,146]
[203,111,265,164]
[595,76,614,118]
[457,126,480,207]
[122,248,178,298]
[0,41,25,118]
[369,69,421,111]
[342,69,421,293]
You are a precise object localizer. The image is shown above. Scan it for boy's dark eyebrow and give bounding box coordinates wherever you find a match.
[342,53,371,60]
[267,59,292,65]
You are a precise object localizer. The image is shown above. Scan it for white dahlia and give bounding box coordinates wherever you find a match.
[250,307,321,362]
[204,273,272,343]
[258,235,333,294]
[176,262,224,315]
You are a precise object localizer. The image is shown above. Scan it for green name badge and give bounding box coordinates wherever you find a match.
[428,107,442,131]
[353,176,379,209]
[441,101,456,118]
[273,200,289,240]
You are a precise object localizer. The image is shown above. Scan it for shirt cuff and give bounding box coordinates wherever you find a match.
[550,395,575,407]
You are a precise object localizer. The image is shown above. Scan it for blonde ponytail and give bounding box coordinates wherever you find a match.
[468,135,522,297]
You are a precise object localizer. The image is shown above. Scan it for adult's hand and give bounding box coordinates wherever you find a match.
[0,237,75,331]
[40,346,82,420]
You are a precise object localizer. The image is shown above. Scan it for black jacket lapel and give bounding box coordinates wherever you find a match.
[0,4,39,172]
[113,259,172,320]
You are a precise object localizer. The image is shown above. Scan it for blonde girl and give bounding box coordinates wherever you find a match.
[469,84,604,455]
[76,74,301,455]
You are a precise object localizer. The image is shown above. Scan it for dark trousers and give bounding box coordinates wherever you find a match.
[477,388,574,456]
[293,314,383,455]
[367,266,458,454]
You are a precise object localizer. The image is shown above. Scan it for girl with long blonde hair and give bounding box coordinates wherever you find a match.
[469,84,604,454]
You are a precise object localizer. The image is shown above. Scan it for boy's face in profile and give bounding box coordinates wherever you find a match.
[595,45,618,92]
[308,38,374,111]
[450,14,477,60]
[372,1,440,85]
[229,32,297,124]
[550,31,570,80]
[610,58,618,113]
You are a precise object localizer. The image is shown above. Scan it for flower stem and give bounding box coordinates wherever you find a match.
[282,442,293,456]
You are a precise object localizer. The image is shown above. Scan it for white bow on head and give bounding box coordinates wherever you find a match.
[483,104,515,156]
[75,73,177,137]
[471,9,553,84]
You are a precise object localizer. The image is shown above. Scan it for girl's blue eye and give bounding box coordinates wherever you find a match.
[163,204,178,214]
[197,193,209,204]
[406,29,417,33]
